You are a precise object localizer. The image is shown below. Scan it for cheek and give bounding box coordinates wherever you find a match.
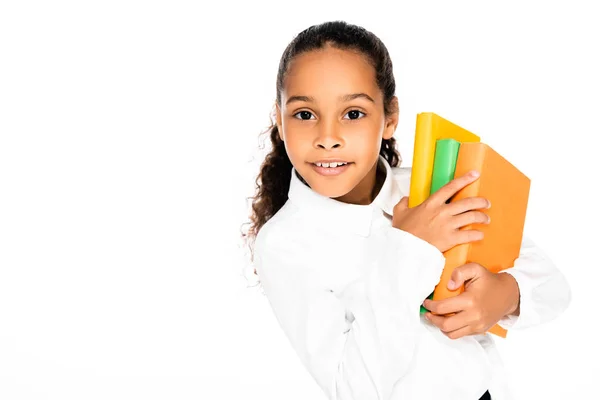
[283,133,306,151]
[348,124,382,154]
[282,133,310,165]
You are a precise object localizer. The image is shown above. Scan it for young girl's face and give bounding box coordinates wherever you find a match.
[276,45,398,204]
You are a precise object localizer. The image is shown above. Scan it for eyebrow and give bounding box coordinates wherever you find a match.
[285,92,375,105]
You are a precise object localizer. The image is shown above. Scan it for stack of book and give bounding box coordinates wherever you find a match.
[409,112,530,338]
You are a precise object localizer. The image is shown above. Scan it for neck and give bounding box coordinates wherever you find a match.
[334,159,385,206]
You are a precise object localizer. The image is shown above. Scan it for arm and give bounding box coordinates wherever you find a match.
[497,235,572,329]
[254,227,445,400]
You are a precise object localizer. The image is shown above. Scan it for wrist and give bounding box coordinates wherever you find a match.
[499,272,520,316]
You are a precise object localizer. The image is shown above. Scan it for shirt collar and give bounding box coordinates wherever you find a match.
[287,155,403,237]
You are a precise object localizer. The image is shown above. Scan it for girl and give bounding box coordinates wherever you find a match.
[243,21,570,400]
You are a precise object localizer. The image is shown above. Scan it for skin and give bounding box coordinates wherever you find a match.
[275,45,520,339]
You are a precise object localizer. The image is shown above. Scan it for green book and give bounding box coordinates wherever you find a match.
[430,138,461,195]
[420,138,461,314]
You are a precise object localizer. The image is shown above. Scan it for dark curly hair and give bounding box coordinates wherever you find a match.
[242,20,402,269]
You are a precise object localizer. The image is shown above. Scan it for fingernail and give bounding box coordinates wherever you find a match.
[470,170,479,178]
[448,280,456,289]
[487,200,491,209]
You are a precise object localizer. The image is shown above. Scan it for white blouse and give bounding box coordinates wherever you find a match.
[253,155,571,400]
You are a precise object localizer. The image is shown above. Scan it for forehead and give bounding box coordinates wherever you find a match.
[282,46,381,103]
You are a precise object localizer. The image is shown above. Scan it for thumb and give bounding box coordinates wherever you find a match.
[394,196,409,211]
[448,263,481,290]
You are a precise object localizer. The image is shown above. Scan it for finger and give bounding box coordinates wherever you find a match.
[450,210,490,229]
[444,196,490,216]
[449,262,484,289]
[441,324,477,340]
[427,170,480,206]
[449,229,484,247]
[393,196,409,212]
[425,312,469,333]
[423,295,472,315]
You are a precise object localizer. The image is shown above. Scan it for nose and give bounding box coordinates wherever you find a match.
[314,123,344,150]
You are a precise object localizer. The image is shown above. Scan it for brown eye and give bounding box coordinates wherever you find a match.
[294,111,314,120]
[345,110,365,120]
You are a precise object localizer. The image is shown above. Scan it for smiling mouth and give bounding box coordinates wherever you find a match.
[310,161,353,176]
[312,161,350,168]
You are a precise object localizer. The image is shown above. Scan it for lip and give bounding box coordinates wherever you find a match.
[311,159,350,164]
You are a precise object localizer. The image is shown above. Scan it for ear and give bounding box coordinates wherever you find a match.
[383,96,399,140]
[275,103,284,141]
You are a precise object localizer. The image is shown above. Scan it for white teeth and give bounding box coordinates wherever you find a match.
[315,162,348,168]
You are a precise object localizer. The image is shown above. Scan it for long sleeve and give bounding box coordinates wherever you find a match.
[497,234,571,330]
[254,226,445,400]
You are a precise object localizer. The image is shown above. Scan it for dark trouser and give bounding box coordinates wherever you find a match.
[479,390,491,400]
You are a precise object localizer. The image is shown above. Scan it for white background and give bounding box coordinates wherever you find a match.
[0,1,596,399]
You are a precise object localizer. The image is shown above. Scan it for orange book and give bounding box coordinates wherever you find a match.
[432,142,531,338]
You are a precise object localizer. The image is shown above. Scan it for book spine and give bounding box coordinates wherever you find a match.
[430,138,461,195]
[408,112,434,208]
[451,144,486,201]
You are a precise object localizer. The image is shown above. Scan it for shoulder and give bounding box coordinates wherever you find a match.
[254,200,302,259]
[253,200,313,282]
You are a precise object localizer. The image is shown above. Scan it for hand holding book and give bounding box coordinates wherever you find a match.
[392,170,490,253]
[421,262,521,340]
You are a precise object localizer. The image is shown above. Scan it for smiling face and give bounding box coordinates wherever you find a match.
[276,45,398,205]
